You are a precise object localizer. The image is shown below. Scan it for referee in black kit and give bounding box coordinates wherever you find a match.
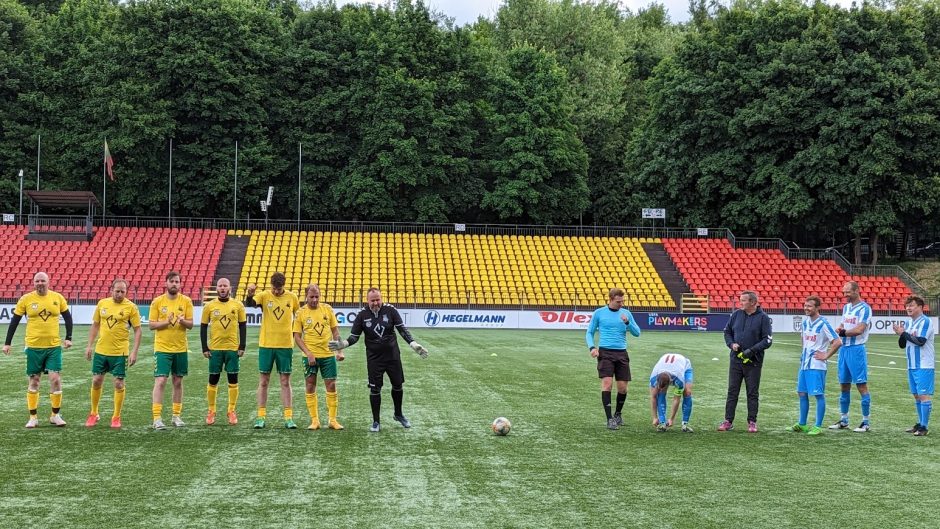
[330,287,429,432]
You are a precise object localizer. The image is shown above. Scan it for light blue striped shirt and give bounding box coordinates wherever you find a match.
[905,315,936,370]
[841,301,872,346]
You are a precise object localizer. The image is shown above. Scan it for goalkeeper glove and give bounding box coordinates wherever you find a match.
[736,351,752,364]
[410,341,429,359]
[328,339,349,351]
[672,385,684,397]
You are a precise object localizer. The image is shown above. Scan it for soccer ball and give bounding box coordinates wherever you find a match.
[491,416,511,436]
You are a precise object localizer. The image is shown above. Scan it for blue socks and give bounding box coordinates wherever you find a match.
[815,395,826,427]
[840,390,850,416]
[799,395,809,425]
[682,395,692,423]
[656,392,667,424]
[920,401,932,428]
[861,392,871,420]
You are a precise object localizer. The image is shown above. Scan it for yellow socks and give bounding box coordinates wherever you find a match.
[284,407,293,420]
[113,387,126,418]
[90,386,102,416]
[257,406,266,419]
[305,393,319,421]
[207,384,218,413]
[227,384,239,412]
[50,391,62,413]
[172,402,182,416]
[327,391,338,421]
[152,403,163,421]
[27,390,39,416]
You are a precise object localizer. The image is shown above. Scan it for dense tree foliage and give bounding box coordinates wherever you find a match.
[1,0,939,259]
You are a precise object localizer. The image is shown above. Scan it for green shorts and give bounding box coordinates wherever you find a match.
[26,347,62,376]
[303,356,338,380]
[208,350,240,374]
[154,351,189,377]
[92,353,127,378]
[259,347,293,374]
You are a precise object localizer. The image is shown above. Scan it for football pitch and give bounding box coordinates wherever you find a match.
[0,327,936,529]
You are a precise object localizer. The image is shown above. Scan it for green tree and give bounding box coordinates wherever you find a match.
[0,0,38,215]
[478,44,589,223]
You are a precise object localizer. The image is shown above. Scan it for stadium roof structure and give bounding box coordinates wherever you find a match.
[25,191,100,241]
[25,190,100,210]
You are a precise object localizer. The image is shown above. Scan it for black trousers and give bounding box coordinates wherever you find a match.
[725,360,762,423]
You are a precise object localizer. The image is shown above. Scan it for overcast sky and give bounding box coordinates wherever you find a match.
[334,0,858,25]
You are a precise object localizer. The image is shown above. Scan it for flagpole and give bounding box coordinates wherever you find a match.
[103,139,107,219]
[233,141,238,221]
[297,142,302,225]
[168,138,173,221]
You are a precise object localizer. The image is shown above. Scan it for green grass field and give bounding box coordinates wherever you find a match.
[0,327,936,528]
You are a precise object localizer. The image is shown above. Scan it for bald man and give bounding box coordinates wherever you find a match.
[3,272,74,428]
[200,278,247,425]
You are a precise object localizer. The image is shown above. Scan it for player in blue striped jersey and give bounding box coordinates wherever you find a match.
[830,282,873,432]
[792,296,842,436]
[586,288,641,430]
[649,353,694,433]
[893,295,935,436]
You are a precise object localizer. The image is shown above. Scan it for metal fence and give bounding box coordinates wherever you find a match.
[5,214,733,240]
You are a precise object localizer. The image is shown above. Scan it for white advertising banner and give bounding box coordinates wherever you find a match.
[2,304,936,334]
[769,314,939,335]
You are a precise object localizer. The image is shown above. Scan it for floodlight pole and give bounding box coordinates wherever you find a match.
[168,138,173,222]
[18,169,24,222]
[36,134,41,190]
[298,142,302,225]
[233,141,239,221]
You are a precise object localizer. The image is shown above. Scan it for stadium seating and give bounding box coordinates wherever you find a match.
[233,230,676,309]
[0,225,225,302]
[663,238,913,312]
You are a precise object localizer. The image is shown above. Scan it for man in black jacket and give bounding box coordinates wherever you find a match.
[718,291,772,433]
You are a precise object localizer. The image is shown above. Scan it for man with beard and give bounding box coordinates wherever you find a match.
[201,277,247,425]
[149,271,195,429]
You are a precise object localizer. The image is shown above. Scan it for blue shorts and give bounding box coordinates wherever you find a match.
[797,369,827,396]
[908,369,935,396]
[837,344,868,385]
[649,368,694,390]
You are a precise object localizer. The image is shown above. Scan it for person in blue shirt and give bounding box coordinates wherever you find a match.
[586,288,641,430]
[830,281,873,432]
[893,295,935,436]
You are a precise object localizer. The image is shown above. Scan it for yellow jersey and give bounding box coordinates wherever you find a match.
[14,290,69,348]
[201,298,247,351]
[252,290,300,348]
[93,297,142,356]
[292,303,339,358]
[149,293,194,353]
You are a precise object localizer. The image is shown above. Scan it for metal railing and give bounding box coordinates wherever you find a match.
[7,214,734,240]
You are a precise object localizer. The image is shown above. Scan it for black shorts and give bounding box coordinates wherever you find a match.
[597,348,631,381]
[367,354,405,390]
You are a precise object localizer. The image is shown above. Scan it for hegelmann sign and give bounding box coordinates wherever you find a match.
[423,310,507,327]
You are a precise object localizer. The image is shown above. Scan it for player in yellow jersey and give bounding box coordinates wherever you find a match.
[84,279,142,428]
[149,271,194,430]
[3,272,74,428]
[200,277,247,425]
[245,272,300,429]
[293,284,345,430]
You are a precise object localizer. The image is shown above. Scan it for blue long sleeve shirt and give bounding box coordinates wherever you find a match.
[585,306,641,350]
